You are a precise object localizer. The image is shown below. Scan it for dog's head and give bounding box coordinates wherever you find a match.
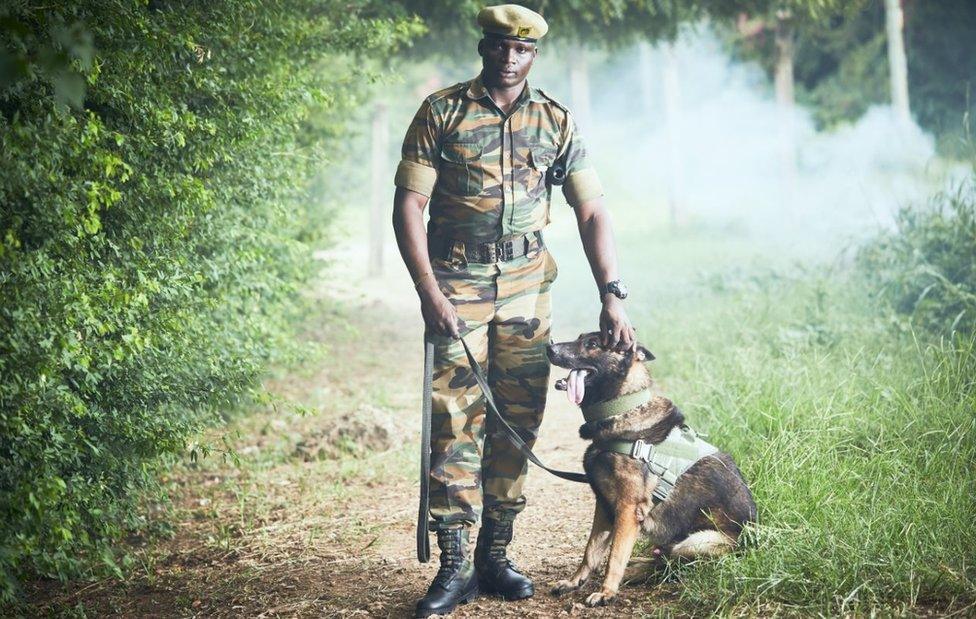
[546,332,654,407]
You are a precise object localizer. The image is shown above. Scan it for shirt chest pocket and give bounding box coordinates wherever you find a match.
[527,148,557,199]
[440,141,484,197]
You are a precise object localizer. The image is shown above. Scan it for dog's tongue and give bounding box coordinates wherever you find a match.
[567,369,588,406]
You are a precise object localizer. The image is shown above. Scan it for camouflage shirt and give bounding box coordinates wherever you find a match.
[394,75,603,242]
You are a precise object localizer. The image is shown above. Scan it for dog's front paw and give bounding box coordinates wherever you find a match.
[551,578,582,596]
[585,590,616,607]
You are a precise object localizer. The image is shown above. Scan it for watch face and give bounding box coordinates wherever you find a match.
[607,281,628,299]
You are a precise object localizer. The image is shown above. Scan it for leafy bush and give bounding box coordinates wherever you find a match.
[0,0,417,599]
[857,170,976,336]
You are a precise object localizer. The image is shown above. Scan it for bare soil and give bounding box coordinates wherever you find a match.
[25,251,680,618]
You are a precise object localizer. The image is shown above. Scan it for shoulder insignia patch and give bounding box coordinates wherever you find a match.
[535,88,570,113]
[426,82,468,105]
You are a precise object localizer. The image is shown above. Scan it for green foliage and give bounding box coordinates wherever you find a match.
[903,1,976,149]
[857,170,976,337]
[728,0,976,151]
[392,0,844,59]
[0,0,417,600]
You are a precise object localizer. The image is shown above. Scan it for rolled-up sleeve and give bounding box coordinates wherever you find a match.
[394,100,440,197]
[559,113,604,207]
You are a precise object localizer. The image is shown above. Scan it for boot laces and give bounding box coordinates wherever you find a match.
[434,532,464,584]
[485,521,523,573]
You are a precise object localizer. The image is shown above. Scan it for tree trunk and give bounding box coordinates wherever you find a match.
[774,12,795,107]
[638,41,655,118]
[368,102,388,277]
[884,0,911,124]
[774,10,798,204]
[569,43,592,132]
[661,42,683,229]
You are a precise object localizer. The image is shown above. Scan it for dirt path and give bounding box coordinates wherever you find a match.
[28,244,676,617]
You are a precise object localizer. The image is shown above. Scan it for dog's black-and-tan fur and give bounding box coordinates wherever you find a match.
[546,332,756,607]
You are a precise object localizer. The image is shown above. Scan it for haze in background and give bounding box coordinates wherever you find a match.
[330,24,964,330]
[530,27,960,257]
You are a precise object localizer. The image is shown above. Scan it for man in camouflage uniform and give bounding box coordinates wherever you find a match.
[391,5,636,617]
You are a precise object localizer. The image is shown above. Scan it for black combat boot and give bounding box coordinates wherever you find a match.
[474,516,534,600]
[415,527,479,618]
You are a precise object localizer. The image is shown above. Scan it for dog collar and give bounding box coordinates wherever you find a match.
[580,389,653,423]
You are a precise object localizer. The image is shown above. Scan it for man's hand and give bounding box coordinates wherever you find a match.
[419,282,461,339]
[600,295,636,351]
[572,196,637,351]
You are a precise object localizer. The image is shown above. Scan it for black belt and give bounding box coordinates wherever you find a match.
[428,231,542,264]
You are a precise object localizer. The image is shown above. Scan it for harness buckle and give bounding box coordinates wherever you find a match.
[630,439,652,461]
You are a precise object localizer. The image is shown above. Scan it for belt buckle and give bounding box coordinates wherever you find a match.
[481,242,497,263]
[499,240,514,261]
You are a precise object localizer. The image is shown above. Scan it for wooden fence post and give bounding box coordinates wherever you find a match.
[369,101,389,277]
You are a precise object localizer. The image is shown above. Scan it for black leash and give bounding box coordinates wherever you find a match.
[417,332,587,563]
[417,335,434,563]
[458,336,588,484]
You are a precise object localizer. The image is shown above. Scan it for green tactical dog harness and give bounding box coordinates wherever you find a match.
[582,390,718,502]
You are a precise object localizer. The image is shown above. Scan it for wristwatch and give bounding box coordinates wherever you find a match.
[600,279,628,300]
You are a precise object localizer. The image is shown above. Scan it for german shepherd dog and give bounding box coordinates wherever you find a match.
[546,332,756,606]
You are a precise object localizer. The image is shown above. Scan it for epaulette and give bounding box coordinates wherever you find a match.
[425,81,468,105]
[535,88,570,113]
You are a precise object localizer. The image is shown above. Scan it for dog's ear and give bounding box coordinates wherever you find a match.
[634,344,655,362]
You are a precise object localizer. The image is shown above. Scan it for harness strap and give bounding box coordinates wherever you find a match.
[602,425,718,502]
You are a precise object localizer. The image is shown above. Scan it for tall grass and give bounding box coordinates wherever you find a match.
[858,172,976,337]
[633,270,976,614]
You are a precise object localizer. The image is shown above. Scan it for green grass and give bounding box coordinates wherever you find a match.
[664,282,974,614]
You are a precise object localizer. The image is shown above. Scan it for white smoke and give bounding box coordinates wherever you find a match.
[532,26,962,257]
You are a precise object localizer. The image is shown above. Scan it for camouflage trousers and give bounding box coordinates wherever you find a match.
[427,233,558,529]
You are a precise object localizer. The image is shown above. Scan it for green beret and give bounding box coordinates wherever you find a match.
[477,4,548,43]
